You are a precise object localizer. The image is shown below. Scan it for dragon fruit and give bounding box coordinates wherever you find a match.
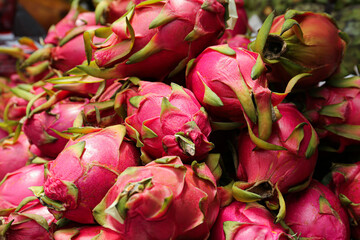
[23,98,88,158]
[48,75,115,98]
[54,225,122,240]
[79,0,225,81]
[186,45,267,124]
[21,24,104,76]
[93,156,219,240]
[233,103,318,216]
[283,180,350,239]
[217,0,248,44]
[32,125,140,224]
[44,0,97,45]
[0,164,45,216]
[185,44,304,140]
[94,0,146,25]
[0,134,32,181]
[123,81,213,163]
[0,128,7,140]
[220,34,250,48]
[331,162,360,239]
[50,26,104,73]
[0,200,56,240]
[303,76,360,152]
[249,10,347,90]
[210,201,293,240]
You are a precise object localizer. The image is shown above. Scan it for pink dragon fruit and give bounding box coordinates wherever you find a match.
[0,200,56,240]
[220,34,250,48]
[249,10,347,90]
[217,0,248,44]
[0,128,7,140]
[93,156,220,240]
[50,25,104,73]
[79,0,225,81]
[44,0,97,45]
[303,76,360,152]
[23,98,88,158]
[283,180,350,239]
[94,0,146,24]
[123,81,213,163]
[48,75,115,98]
[186,45,267,124]
[0,164,45,216]
[32,125,140,224]
[0,134,32,181]
[210,201,293,240]
[21,24,104,75]
[54,225,122,240]
[2,96,27,121]
[331,162,360,239]
[186,44,302,140]
[233,103,318,215]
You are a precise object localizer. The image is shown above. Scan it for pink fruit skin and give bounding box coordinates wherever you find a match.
[45,10,97,45]
[331,162,360,239]
[217,0,248,44]
[0,164,45,215]
[93,156,219,240]
[0,96,27,121]
[54,225,123,240]
[125,82,213,163]
[43,125,139,224]
[51,26,103,73]
[89,0,225,81]
[0,134,32,181]
[210,201,292,240]
[0,128,7,140]
[105,0,147,24]
[267,12,346,88]
[304,81,360,152]
[186,46,268,123]
[221,34,250,49]
[284,180,350,240]
[23,98,88,158]
[236,103,318,194]
[2,201,56,240]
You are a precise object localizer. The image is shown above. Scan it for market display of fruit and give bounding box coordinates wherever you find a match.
[2,0,360,239]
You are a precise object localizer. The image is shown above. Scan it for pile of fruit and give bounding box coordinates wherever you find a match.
[1,0,360,239]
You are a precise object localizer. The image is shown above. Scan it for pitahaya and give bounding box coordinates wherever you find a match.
[93,156,220,240]
[79,0,225,81]
[21,24,104,75]
[331,162,360,239]
[219,34,250,48]
[186,45,267,124]
[94,0,145,25]
[186,44,303,139]
[210,201,293,240]
[23,98,88,158]
[123,81,213,163]
[217,0,248,44]
[0,134,32,181]
[283,180,350,240]
[0,164,45,216]
[0,128,7,140]
[47,75,114,98]
[249,10,347,90]
[44,0,97,45]
[233,103,318,219]
[0,200,56,240]
[54,225,122,240]
[32,125,140,224]
[303,76,360,152]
